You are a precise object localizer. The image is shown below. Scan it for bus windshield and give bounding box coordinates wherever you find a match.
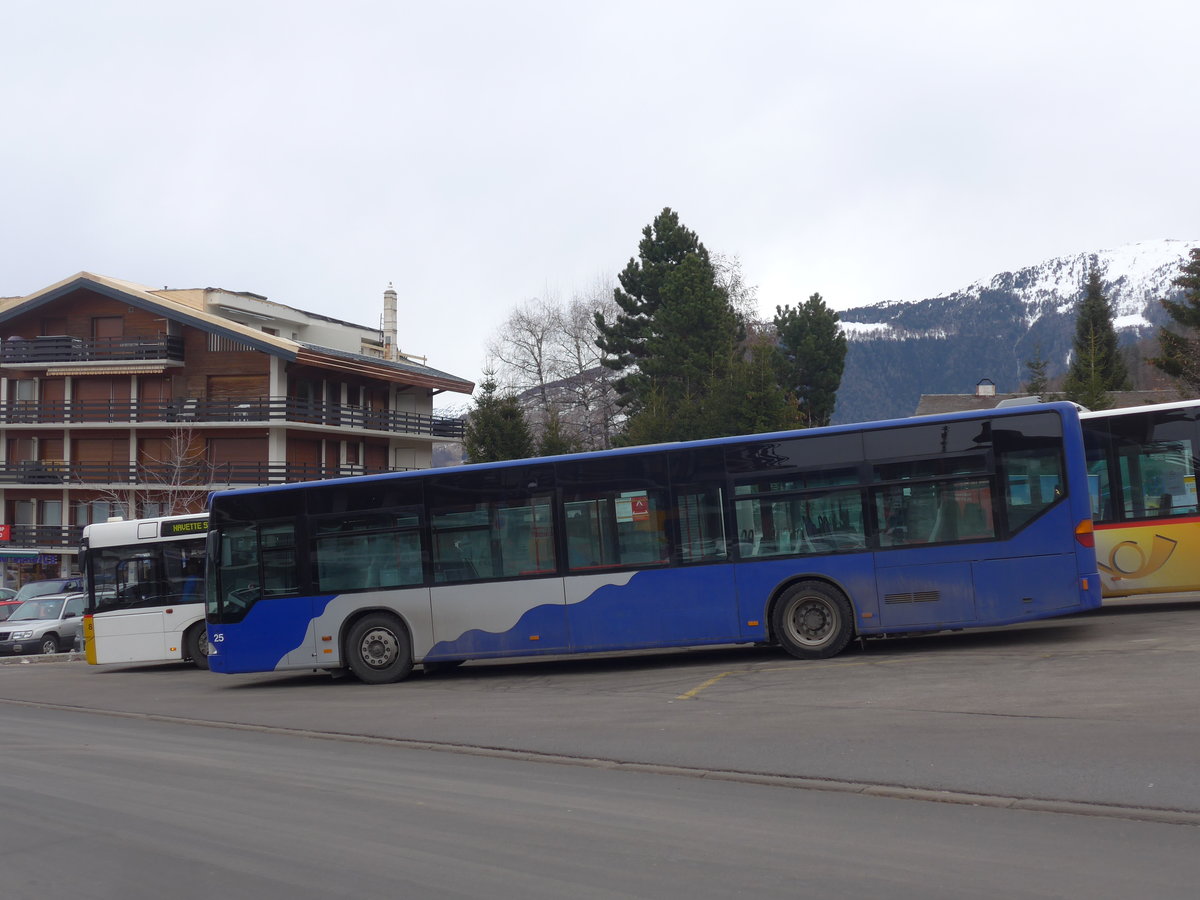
[89,542,206,613]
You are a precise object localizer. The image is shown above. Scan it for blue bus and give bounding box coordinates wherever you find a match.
[204,402,1101,683]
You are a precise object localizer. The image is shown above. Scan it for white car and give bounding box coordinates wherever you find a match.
[0,593,86,656]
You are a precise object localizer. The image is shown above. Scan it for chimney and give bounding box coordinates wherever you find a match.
[383,283,398,360]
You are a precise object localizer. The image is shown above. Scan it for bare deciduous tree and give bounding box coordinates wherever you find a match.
[487,277,622,452]
[97,427,215,518]
[552,282,622,450]
[487,295,565,410]
[712,252,760,326]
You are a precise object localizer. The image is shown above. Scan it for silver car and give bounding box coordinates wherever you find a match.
[0,593,86,656]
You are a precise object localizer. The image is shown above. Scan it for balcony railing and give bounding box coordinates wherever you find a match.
[0,335,185,366]
[0,524,84,550]
[0,461,415,487]
[0,396,465,438]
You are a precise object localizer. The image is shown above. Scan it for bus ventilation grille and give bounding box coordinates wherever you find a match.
[883,591,941,605]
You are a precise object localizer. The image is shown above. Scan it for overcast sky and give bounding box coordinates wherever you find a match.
[4,1,1198,409]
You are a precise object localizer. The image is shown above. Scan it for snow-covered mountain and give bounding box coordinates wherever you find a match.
[832,239,1198,424]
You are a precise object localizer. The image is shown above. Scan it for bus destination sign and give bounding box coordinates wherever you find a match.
[160,518,209,538]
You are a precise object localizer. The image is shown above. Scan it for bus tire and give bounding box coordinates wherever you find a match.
[185,624,211,670]
[772,581,854,660]
[345,613,413,685]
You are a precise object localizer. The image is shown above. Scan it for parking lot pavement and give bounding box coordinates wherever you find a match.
[3,597,1200,814]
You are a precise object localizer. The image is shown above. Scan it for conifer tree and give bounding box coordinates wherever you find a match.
[462,373,534,463]
[718,341,804,435]
[1022,343,1051,399]
[536,408,582,457]
[642,252,741,398]
[1151,248,1200,394]
[1062,267,1131,410]
[596,208,735,416]
[773,293,847,427]
[597,205,787,444]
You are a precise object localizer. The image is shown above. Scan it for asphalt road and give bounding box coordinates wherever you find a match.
[2,597,1199,897]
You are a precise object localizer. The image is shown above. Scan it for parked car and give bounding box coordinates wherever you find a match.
[0,588,17,601]
[11,578,83,603]
[0,593,86,655]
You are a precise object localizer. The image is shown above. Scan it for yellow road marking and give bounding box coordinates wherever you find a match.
[676,671,734,700]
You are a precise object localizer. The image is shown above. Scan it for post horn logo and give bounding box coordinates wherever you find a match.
[1097,534,1178,581]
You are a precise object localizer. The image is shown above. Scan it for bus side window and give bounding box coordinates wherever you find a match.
[1001,450,1064,532]
[180,559,203,602]
[431,504,491,583]
[1119,441,1197,519]
[562,492,667,571]
[383,529,424,586]
[674,487,727,563]
[259,522,298,597]
[494,494,556,576]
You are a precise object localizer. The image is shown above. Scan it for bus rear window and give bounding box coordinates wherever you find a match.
[1001,448,1064,532]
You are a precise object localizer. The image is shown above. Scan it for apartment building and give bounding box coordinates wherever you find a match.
[0,272,473,585]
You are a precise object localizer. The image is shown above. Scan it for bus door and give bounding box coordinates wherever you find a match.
[96,554,174,662]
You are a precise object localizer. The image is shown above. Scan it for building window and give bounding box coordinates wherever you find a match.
[73,500,128,525]
[11,379,38,403]
[92,316,123,339]
[41,501,62,527]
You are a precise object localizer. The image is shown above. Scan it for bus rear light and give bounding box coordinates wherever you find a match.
[1075,519,1095,548]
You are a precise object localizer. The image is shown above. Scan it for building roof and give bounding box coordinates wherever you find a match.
[295,343,472,392]
[0,271,473,394]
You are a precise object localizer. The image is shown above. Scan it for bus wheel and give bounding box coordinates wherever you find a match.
[345,613,413,685]
[772,581,854,660]
[185,625,211,670]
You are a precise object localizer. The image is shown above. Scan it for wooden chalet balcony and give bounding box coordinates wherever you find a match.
[0,396,465,438]
[0,335,185,367]
[0,460,416,488]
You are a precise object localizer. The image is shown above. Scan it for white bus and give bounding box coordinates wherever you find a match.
[81,514,210,668]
